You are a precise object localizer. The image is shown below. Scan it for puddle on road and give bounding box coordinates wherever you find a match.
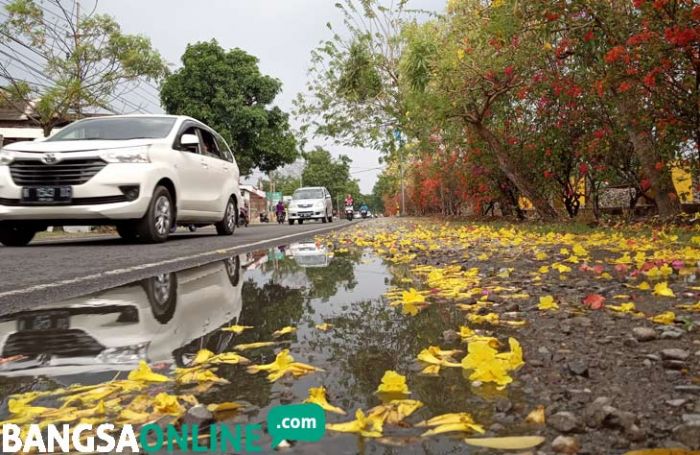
[0,239,525,453]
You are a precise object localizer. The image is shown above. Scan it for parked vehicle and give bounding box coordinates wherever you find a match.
[345,205,354,221]
[0,115,242,246]
[287,187,333,225]
[259,212,269,223]
[238,205,249,227]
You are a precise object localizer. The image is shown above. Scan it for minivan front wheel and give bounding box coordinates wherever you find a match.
[0,222,37,246]
[216,197,236,236]
[134,186,173,243]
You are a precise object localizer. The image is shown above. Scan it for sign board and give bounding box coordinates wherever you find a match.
[266,192,282,203]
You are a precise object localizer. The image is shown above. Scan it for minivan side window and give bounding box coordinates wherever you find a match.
[198,129,223,160]
[214,134,234,163]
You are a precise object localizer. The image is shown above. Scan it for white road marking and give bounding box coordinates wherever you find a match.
[0,224,345,299]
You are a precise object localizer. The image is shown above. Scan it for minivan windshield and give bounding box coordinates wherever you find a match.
[293,189,324,200]
[48,117,177,142]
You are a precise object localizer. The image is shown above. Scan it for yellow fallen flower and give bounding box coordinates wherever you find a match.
[649,311,676,325]
[525,405,545,425]
[272,326,297,338]
[174,366,229,385]
[326,409,383,438]
[207,402,245,413]
[304,386,346,415]
[401,288,426,305]
[653,282,675,297]
[246,349,321,382]
[152,393,184,417]
[315,323,333,332]
[538,295,558,311]
[209,352,250,365]
[368,399,423,425]
[375,370,410,396]
[677,302,700,312]
[607,302,644,316]
[417,346,462,368]
[128,361,170,383]
[233,341,278,351]
[461,337,524,388]
[468,313,500,325]
[417,412,484,436]
[221,324,254,334]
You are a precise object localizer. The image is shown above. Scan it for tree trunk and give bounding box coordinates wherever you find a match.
[474,124,559,220]
[617,98,681,218]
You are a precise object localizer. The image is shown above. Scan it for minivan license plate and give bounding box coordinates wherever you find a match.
[21,186,73,204]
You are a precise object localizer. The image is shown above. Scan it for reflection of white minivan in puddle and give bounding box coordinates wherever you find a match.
[0,257,243,378]
[289,242,330,268]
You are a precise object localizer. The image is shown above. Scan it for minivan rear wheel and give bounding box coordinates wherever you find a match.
[216,196,236,236]
[133,186,173,243]
[0,222,36,246]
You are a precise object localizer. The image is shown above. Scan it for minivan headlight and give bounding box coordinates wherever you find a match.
[314,201,324,208]
[101,146,150,163]
[0,149,14,166]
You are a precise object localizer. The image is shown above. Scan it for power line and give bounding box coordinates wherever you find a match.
[0,4,154,115]
[350,166,385,175]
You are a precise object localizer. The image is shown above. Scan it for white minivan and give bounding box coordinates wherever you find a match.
[287,186,334,224]
[0,115,242,245]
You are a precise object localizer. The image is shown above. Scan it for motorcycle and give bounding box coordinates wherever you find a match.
[360,209,369,219]
[238,207,249,227]
[345,205,354,221]
[259,212,269,223]
[276,211,286,224]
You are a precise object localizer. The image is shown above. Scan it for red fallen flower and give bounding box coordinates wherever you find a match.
[582,294,606,310]
[655,161,665,171]
[614,263,629,274]
[579,163,589,175]
[671,260,684,270]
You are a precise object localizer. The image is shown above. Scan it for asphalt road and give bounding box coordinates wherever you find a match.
[0,219,361,312]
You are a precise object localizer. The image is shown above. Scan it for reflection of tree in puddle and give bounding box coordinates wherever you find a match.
[307,298,504,425]
[259,246,363,302]
[304,250,361,301]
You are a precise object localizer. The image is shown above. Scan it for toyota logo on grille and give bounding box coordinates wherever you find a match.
[41,153,59,165]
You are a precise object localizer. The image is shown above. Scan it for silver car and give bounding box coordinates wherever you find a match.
[287,187,333,224]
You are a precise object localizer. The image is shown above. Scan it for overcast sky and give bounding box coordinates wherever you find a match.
[95,0,445,193]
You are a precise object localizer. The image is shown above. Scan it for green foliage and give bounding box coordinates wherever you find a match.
[337,38,383,102]
[295,0,429,151]
[301,147,361,201]
[161,41,298,175]
[0,0,168,135]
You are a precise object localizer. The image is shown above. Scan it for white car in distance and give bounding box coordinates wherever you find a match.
[0,115,242,245]
[287,187,333,225]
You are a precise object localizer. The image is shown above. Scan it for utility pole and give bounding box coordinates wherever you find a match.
[394,128,406,216]
[73,0,82,118]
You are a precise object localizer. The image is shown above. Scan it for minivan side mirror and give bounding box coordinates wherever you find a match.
[180,133,200,146]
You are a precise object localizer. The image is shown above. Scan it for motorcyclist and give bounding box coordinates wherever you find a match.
[360,202,369,217]
[344,194,354,208]
[275,200,286,223]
